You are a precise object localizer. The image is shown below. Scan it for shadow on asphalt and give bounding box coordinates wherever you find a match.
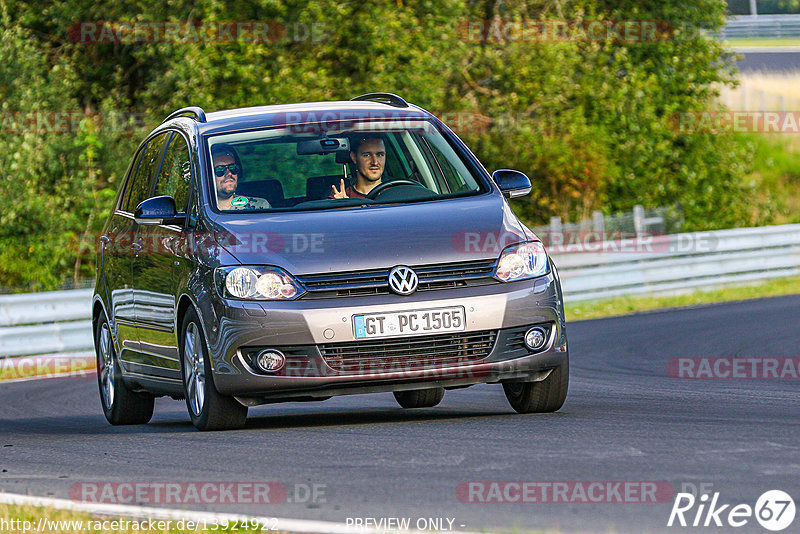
[1,406,574,435]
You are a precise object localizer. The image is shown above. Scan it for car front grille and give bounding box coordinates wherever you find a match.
[319,330,497,375]
[296,259,498,299]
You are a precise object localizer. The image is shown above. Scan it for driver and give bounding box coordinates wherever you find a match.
[330,136,386,199]
[211,144,270,210]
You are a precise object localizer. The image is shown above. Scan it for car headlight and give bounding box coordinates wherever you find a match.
[494,241,549,282]
[215,266,306,300]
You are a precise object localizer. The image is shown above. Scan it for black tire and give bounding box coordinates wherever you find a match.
[503,358,569,414]
[393,387,445,408]
[95,317,154,425]
[180,308,247,431]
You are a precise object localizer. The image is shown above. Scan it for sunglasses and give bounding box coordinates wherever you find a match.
[214,163,240,177]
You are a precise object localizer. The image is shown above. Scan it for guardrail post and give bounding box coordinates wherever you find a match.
[549,216,562,247]
[592,211,605,239]
[749,0,758,17]
[633,205,645,238]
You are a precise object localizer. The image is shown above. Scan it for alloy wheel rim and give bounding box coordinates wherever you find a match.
[184,323,205,416]
[99,323,115,408]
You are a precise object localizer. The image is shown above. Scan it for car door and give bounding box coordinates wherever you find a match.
[132,132,193,380]
[103,146,148,362]
[122,132,169,371]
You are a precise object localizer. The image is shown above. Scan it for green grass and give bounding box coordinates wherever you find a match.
[734,133,800,226]
[725,38,800,47]
[565,275,800,321]
[0,503,277,533]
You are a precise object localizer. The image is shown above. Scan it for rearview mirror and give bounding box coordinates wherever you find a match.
[492,169,531,198]
[297,137,351,155]
[135,196,186,226]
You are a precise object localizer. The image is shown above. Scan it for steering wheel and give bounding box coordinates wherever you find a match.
[365,179,422,200]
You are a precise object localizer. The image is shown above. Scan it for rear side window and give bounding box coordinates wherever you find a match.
[154,133,192,211]
[125,133,168,212]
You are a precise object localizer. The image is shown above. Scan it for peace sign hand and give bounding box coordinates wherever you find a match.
[330,179,349,199]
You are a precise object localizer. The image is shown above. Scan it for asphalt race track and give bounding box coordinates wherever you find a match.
[737,49,800,72]
[2,295,799,533]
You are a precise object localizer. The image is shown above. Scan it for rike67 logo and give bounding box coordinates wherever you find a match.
[668,490,795,531]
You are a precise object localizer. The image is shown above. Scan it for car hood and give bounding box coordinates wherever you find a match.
[209,194,532,275]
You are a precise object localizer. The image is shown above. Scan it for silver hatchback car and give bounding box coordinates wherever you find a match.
[92,93,569,430]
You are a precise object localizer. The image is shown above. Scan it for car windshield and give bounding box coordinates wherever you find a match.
[205,119,487,212]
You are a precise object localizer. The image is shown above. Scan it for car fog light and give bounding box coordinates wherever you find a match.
[255,350,286,373]
[524,327,547,350]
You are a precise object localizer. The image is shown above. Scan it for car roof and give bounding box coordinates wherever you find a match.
[190,100,434,136]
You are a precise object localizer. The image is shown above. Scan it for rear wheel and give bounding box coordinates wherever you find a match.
[181,308,247,431]
[95,318,154,425]
[503,358,569,414]
[393,387,445,408]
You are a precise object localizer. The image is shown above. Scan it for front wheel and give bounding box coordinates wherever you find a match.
[95,318,154,425]
[503,358,569,414]
[181,308,247,431]
[393,387,445,408]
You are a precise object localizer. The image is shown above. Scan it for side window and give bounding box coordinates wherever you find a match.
[125,133,168,212]
[118,146,147,211]
[154,133,192,211]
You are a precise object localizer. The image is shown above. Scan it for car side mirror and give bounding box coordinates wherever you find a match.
[134,196,186,226]
[492,169,531,198]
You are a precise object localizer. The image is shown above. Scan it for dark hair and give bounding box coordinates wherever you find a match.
[211,143,245,180]
[350,135,385,153]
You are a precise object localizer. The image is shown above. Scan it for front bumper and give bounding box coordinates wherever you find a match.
[203,271,568,402]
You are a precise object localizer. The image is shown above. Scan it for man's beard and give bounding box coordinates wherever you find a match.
[217,187,235,200]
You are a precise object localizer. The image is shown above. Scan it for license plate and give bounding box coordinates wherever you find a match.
[353,306,466,339]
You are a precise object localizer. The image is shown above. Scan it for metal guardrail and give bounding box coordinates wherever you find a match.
[720,14,800,39]
[551,224,800,301]
[0,289,94,359]
[0,288,93,327]
[0,225,799,359]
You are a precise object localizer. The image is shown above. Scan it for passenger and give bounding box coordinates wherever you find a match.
[211,144,270,210]
[330,136,386,199]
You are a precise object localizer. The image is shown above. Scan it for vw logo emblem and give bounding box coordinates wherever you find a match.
[388,266,419,295]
